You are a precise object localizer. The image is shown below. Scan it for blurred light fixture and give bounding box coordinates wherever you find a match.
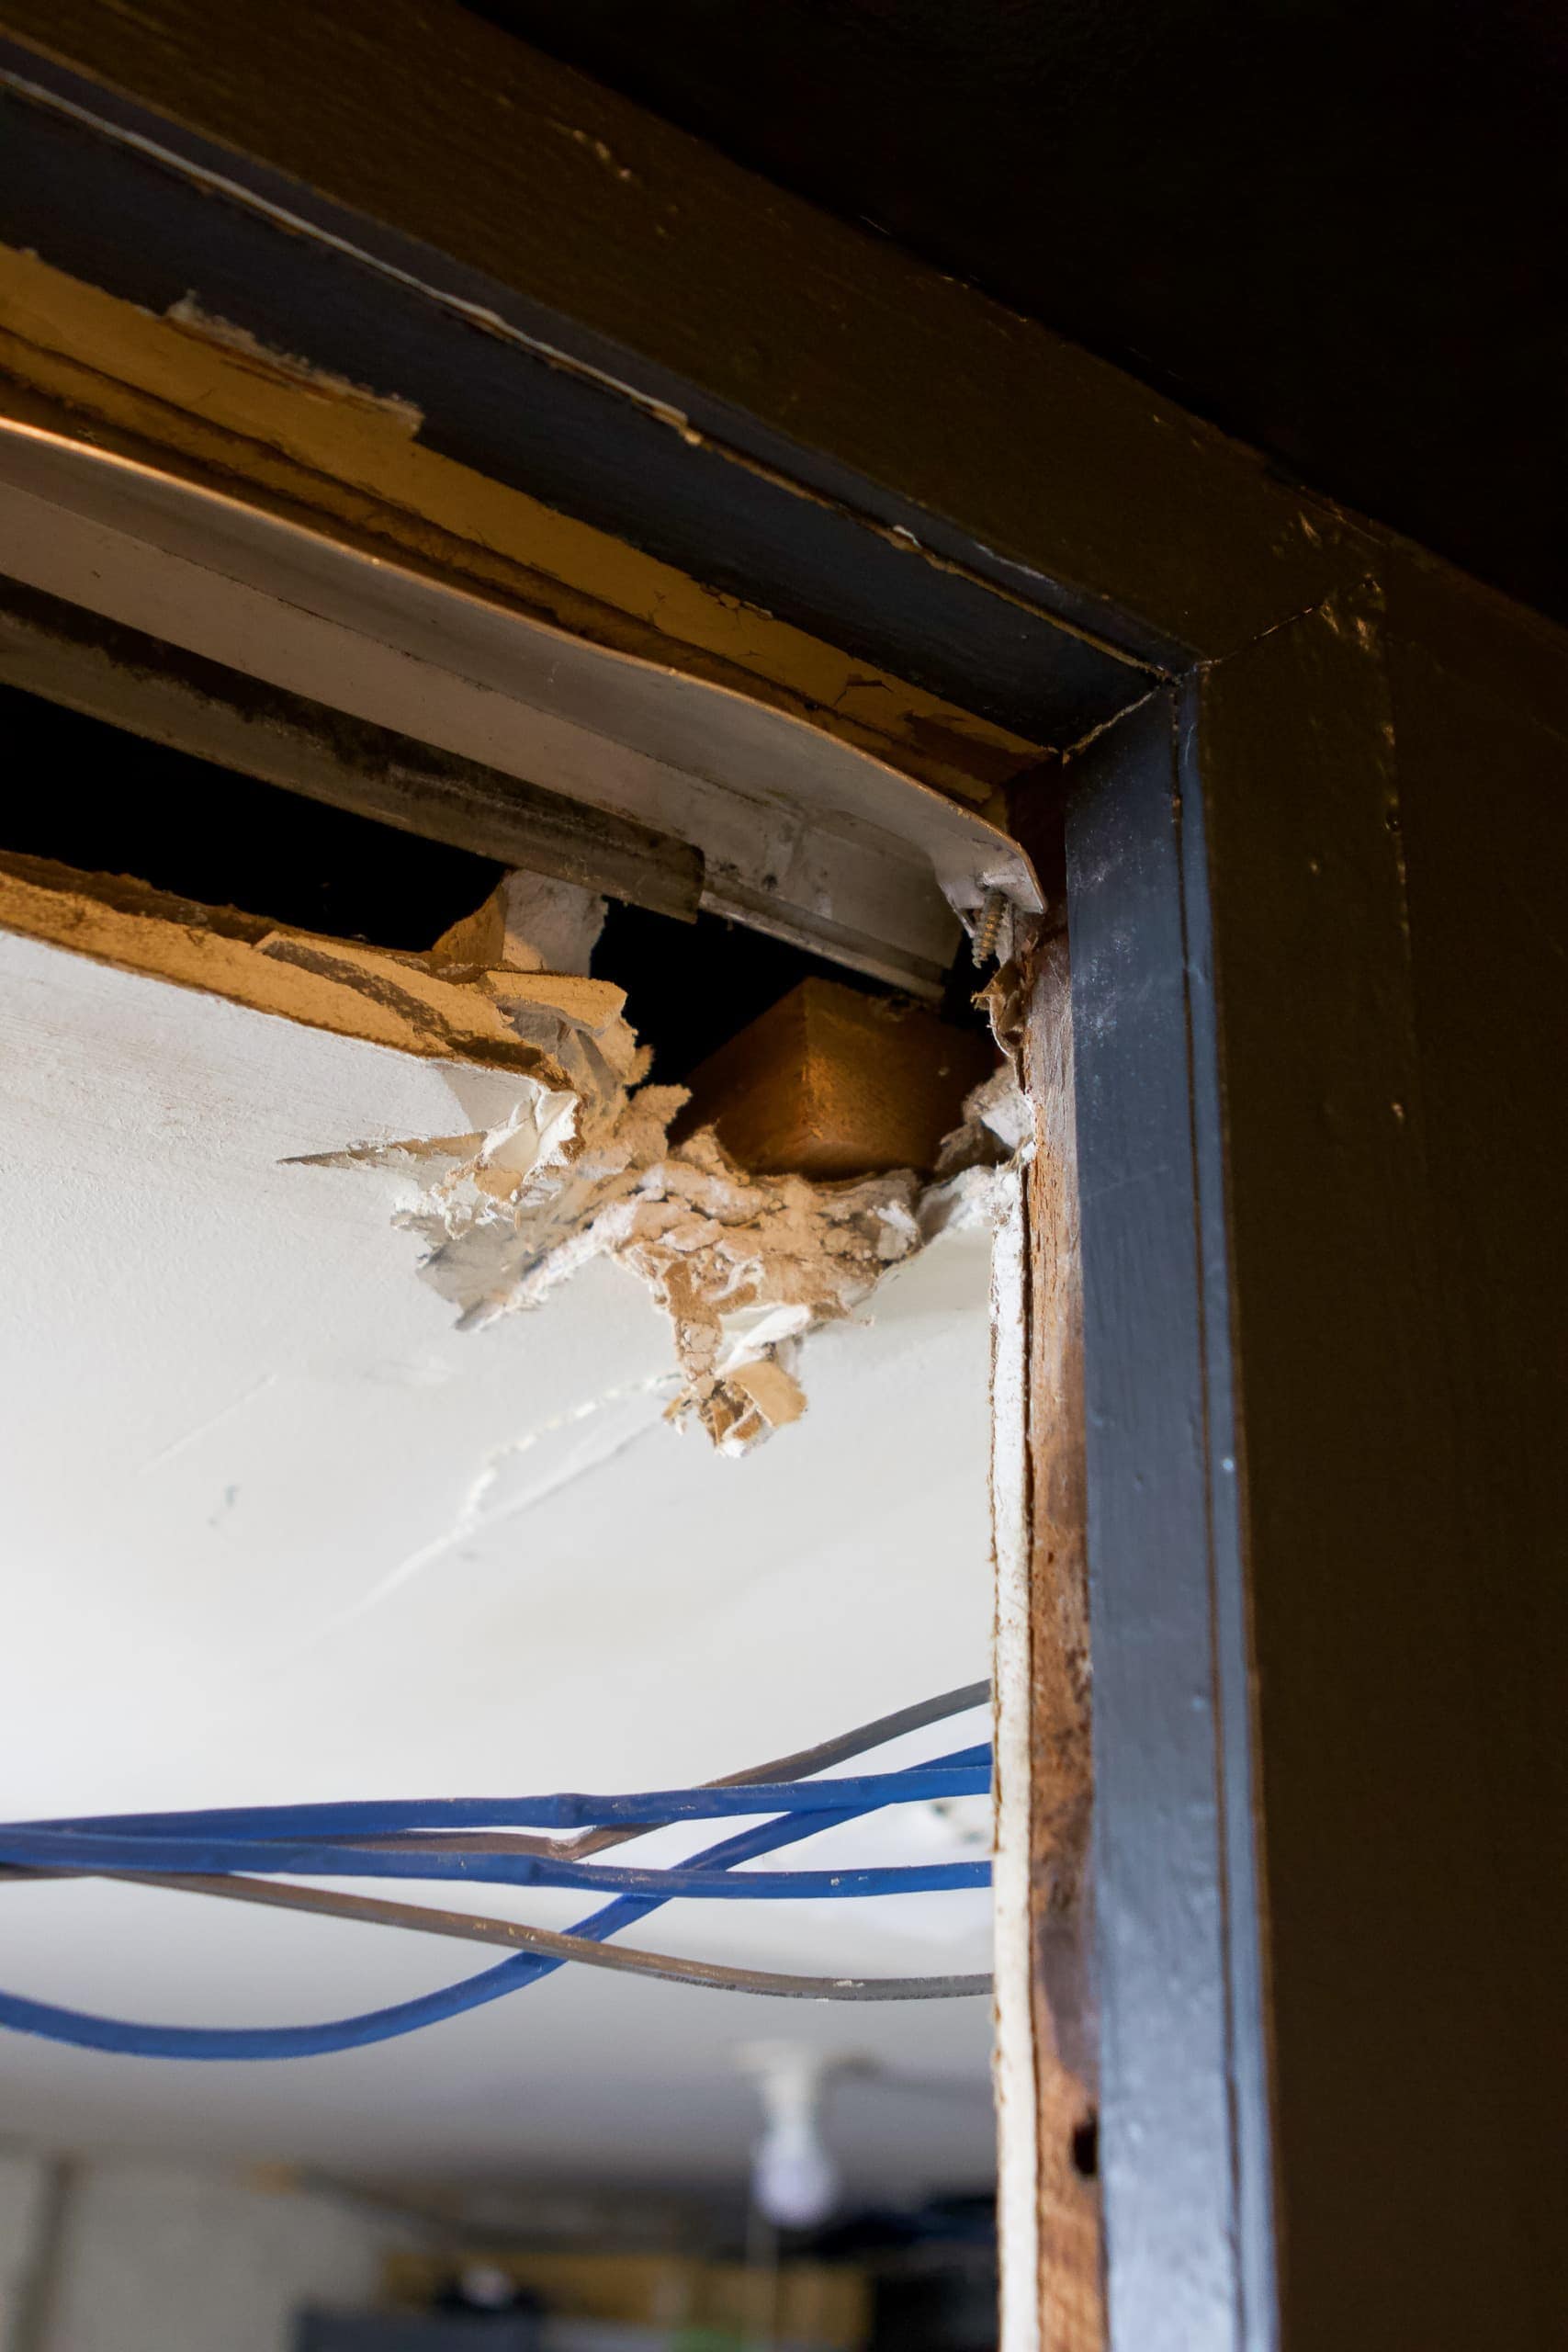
[737,2041,847,2230]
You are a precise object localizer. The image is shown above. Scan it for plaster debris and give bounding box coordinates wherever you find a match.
[300,1070,930,1454]
[299,1033,1021,1453]
[431,872,608,978]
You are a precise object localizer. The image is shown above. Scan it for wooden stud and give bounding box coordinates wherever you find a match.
[676,977,997,1179]
[994,930,1102,2352]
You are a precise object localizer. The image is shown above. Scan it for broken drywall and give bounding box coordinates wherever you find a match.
[0,843,1014,1453]
[0,849,634,1079]
[297,1014,1018,1457]
[297,1073,934,1454]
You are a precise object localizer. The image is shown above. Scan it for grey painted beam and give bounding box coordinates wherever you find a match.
[0,576,705,923]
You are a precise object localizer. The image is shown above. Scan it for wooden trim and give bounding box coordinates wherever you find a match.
[0,3,1370,661]
[993,932,1102,2352]
[992,1162,1043,2352]
[1184,592,1562,2349]
[1065,693,1270,2352]
[1022,936,1102,2348]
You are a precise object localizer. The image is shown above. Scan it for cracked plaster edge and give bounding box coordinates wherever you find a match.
[0,842,1024,1461]
[0,847,634,1080]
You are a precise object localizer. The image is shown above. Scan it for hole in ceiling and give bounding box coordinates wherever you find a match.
[595,899,895,1083]
[0,680,992,1092]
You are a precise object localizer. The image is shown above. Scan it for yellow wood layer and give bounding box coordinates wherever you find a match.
[0,243,1039,808]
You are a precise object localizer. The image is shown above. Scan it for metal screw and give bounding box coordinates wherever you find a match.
[971,888,1008,967]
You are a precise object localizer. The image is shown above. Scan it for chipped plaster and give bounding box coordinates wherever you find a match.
[298,1070,1008,1455]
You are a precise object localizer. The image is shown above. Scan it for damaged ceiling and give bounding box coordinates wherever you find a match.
[0,893,999,2197]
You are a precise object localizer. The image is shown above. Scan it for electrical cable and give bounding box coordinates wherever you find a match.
[0,1821,991,1901]
[353,1677,992,1867]
[0,1688,994,2059]
[30,1679,992,1868]
[89,1873,991,2003]
[28,1758,989,1841]
[0,1747,987,2055]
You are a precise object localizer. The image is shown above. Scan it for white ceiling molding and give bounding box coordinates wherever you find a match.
[0,418,1042,996]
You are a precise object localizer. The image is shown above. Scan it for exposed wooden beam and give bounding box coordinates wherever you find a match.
[994,930,1102,2352]
[677,978,996,1180]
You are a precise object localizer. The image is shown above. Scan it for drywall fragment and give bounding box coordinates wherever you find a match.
[932,1062,1031,1180]
[431,872,608,978]
[499,872,607,975]
[0,849,637,1080]
[722,1356,808,1452]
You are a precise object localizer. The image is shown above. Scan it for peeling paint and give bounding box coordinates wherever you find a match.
[165,295,425,431]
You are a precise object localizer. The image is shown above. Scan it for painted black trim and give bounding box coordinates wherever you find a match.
[1066,691,1272,2352]
[0,62,1136,744]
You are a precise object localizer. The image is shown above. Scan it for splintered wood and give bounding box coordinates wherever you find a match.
[992,933,1103,2352]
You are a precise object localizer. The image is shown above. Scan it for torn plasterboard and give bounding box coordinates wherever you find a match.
[298,1080,925,1454]
[298,1042,1021,1458]
[0,845,1015,1454]
[430,870,607,978]
[0,848,635,1080]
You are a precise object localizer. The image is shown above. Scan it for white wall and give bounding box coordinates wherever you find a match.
[0,933,996,2196]
[0,2154,413,2352]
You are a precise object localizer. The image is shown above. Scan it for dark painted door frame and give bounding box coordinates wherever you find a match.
[1066,687,1275,2352]
[0,11,1563,2348]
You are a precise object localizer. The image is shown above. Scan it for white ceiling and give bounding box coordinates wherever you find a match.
[0,931,997,2203]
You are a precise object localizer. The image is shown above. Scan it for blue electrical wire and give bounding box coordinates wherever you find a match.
[0,1830,989,1903]
[26,1758,988,1840]
[0,1741,991,2062]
